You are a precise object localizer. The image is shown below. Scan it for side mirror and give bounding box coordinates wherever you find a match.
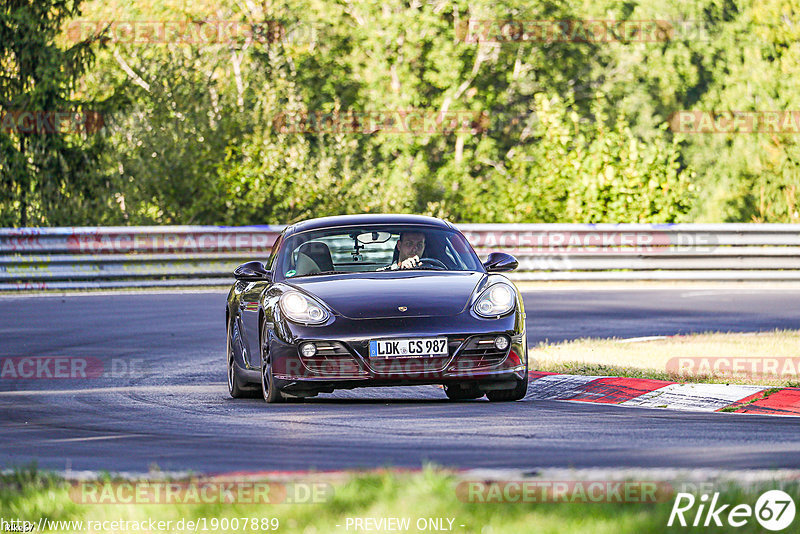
[483,252,518,273]
[234,261,271,281]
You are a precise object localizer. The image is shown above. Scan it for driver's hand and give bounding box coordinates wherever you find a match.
[398,255,420,269]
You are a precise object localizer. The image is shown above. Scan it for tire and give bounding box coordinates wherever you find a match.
[486,372,528,402]
[227,320,255,399]
[444,383,485,400]
[260,322,284,404]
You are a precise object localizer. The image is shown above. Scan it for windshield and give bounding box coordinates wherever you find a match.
[274,225,483,279]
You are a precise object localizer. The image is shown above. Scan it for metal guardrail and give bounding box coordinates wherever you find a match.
[1,224,799,290]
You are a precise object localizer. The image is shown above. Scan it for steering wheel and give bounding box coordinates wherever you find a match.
[418,257,447,270]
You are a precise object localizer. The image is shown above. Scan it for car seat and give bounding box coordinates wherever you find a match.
[295,241,334,275]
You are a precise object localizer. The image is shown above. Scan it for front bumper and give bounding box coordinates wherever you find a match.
[266,313,527,393]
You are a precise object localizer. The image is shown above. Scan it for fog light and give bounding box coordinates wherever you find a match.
[300,342,317,358]
[494,336,509,351]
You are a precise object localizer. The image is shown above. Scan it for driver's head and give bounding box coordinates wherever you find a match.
[397,231,425,261]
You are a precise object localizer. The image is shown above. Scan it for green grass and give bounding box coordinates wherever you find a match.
[1,466,799,534]
[531,330,800,387]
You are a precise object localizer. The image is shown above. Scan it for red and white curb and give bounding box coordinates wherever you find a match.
[528,372,800,416]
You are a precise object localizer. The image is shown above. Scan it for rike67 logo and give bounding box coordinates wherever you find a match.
[668,490,796,531]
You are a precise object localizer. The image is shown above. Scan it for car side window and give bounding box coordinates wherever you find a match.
[265,233,283,270]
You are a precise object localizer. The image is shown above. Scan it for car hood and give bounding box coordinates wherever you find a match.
[286,271,485,319]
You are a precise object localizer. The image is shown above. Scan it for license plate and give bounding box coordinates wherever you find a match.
[369,337,448,358]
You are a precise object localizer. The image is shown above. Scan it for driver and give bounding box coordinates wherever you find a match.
[392,231,426,270]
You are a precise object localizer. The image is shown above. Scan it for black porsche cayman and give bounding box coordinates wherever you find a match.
[226,214,527,403]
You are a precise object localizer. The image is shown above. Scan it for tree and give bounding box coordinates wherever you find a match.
[0,0,109,226]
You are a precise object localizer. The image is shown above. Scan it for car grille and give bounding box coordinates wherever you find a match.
[299,342,365,376]
[450,336,508,371]
[368,356,451,374]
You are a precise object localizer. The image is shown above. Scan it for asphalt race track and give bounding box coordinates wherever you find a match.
[1,288,800,473]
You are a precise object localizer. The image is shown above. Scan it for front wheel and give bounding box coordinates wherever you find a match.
[486,373,528,402]
[261,322,284,403]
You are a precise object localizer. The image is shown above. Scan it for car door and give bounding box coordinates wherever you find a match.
[237,282,266,370]
[238,232,284,370]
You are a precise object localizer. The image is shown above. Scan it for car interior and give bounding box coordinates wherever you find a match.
[288,230,468,276]
[294,241,335,276]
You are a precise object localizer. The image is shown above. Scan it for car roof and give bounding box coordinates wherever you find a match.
[284,214,454,236]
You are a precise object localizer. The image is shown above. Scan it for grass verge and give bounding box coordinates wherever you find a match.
[530,330,800,387]
[1,466,798,534]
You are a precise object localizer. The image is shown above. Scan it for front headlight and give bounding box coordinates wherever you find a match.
[280,291,330,325]
[473,283,515,318]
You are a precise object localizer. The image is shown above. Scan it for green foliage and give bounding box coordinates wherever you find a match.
[2,0,800,225]
[431,94,694,222]
[4,465,799,534]
[0,0,111,226]
[593,0,800,222]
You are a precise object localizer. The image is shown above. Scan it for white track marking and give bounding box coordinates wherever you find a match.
[526,374,607,400]
[620,383,766,411]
